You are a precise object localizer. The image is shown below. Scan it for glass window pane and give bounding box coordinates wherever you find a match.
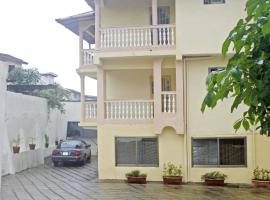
[137,138,158,165]
[116,137,137,165]
[192,139,218,165]
[219,138,245,165]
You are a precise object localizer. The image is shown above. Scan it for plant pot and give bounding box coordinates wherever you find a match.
[252,180,270,188]
[45,143,49,148]
[204,179,225,186]
[163,176,182,185]
[29,144,36,150]
[127,176,147,184]
[13,146,20,154]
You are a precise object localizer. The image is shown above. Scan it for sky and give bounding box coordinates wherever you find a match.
[0,0,97,96]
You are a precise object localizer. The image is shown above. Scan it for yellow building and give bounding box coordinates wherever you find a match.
[57,0,270,184]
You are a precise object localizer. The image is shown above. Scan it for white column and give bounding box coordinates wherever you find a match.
[153,58,162,123]
[97,67,105,122]
[79,30,83,66]
[152,0,158,46]
[80,75,86,122]
[95,0,101,49]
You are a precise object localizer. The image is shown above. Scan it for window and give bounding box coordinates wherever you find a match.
[192,138,246,167]
[150,6,170,25]
[150,75,172,97]
[8,65,15,72]
[116,137,159,166]
[208,67,225,74]
[204,0,225,4]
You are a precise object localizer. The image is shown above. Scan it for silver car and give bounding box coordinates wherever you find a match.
[52,140,91,166]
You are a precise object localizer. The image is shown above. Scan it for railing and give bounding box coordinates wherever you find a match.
[105,100,154,120]
[82,49,94,65]
[99,24,176,49]
[162,92,176,113]
[85,102,97,120]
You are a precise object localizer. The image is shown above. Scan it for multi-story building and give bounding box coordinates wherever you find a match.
[57,0,270,183]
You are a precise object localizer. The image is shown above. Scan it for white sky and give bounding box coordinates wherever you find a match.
[0,0,97,96]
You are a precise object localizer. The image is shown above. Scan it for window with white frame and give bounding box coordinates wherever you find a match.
[204,0,225,4]
[192,138,246,167]
[116,137,159,166]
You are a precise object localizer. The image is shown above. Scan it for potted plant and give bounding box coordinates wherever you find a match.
[201,171,227,186]
[29,137,36,150]
[12,134,20,154]
[44,134,49,148]
[252,167,270,187]
[163,162,183,185]
[125,170,147,184]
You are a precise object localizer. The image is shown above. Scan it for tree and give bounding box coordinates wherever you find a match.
[35,86,68,114]
[8,67,40,85]
[201,0,270,136]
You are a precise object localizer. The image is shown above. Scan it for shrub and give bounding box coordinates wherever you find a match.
[125,170,147,178]
[163,162,182,177]
[12,134,20,147]
[253,167,270,181]
[201,171,227,180]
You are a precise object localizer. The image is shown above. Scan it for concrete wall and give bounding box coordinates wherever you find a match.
[100,0,175,27]
[0,61,9,187]
[98,124,184,181]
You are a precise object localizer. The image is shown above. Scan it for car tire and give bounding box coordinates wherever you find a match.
[87,155,91,163]
[53,162,59,167]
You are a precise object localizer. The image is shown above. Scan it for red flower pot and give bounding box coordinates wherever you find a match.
[29,144,36,150]
[204,179,225,186]
[13,146,20,154]
[252,180,270,188]
[127,176,147,184]
[163,176,182,185]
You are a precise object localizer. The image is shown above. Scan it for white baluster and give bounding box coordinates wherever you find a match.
[121,29,124,48]
[164,94,167,112]
[150,103,154,119]
[140,29,144,47]
[114,29,117,48]
[171,27,175,46]
[126,29,129,47]
[117,29,120,48]
[129,29,132,47]
[133,29,136,47]
[100,30,104,48]
[146,102,149,119]
[137,29,140,47]
[142,102,145,119]
[167,28,171,46]
[169,94,172,113]
[138,102,141,119]
[162,28,166,46]
[158,28,162,46]
[134,102,137,119]
[172,94,176,113]
[114,102,117,119]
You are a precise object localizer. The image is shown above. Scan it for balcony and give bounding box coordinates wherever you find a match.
[99,24,176,50]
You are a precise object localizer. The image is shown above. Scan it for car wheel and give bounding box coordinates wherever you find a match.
[53,162,59,167]
[87,155,91,163]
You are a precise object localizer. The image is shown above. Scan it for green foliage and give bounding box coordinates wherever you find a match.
[163,162,182,177]
[125,170,147,178]
[44,134,49,144]
[253,167,270,181]
[35,86,68,113]
[201,171,228,180]
[12,135,20,147]
[8,67,40,85]
[201,0,270,136]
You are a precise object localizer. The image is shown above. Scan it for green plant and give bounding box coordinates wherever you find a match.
[44,134,49,144]
[253,167,270,181]
[12,135,20,147]
[201,0,270,136]
[201,171,228,180]
[163,162,182,177]
[125,170,147,178]
[8,67,40,85]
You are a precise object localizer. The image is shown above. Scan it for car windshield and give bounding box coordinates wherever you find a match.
[60,141,81,148]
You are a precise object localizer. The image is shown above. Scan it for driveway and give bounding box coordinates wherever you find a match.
[1,157,270,200]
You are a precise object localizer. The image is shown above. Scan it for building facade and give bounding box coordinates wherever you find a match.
[57,0,270,184]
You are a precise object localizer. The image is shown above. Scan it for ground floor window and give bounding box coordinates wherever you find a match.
[192,137,246,167]
[115,137,159,167]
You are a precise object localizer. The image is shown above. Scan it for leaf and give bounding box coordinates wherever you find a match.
[243,118,250,131]
[234,119,242,131]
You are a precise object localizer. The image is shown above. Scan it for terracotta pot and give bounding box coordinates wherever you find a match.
[252,180,270,188]
[127,176,147,184]
[13,146,20,154]
[204,179,225,186]
[45,143,49,148]
[29,144,36,150]
[163,176,182,185]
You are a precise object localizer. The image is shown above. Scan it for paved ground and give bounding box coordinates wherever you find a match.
[1,157,270,200]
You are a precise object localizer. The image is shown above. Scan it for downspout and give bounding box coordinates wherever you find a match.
[183,57,189,182]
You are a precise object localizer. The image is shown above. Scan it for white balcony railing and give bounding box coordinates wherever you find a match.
[105,100,154,120]
[82,49,94,65]
[85,102,97,120]
[100,24,176,49]
[162,92,176,113]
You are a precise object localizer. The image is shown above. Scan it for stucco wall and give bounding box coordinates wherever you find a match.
[98,124,184,181]
[175,0,246,57]
[100,0,175,27]
[0,61,9,187]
